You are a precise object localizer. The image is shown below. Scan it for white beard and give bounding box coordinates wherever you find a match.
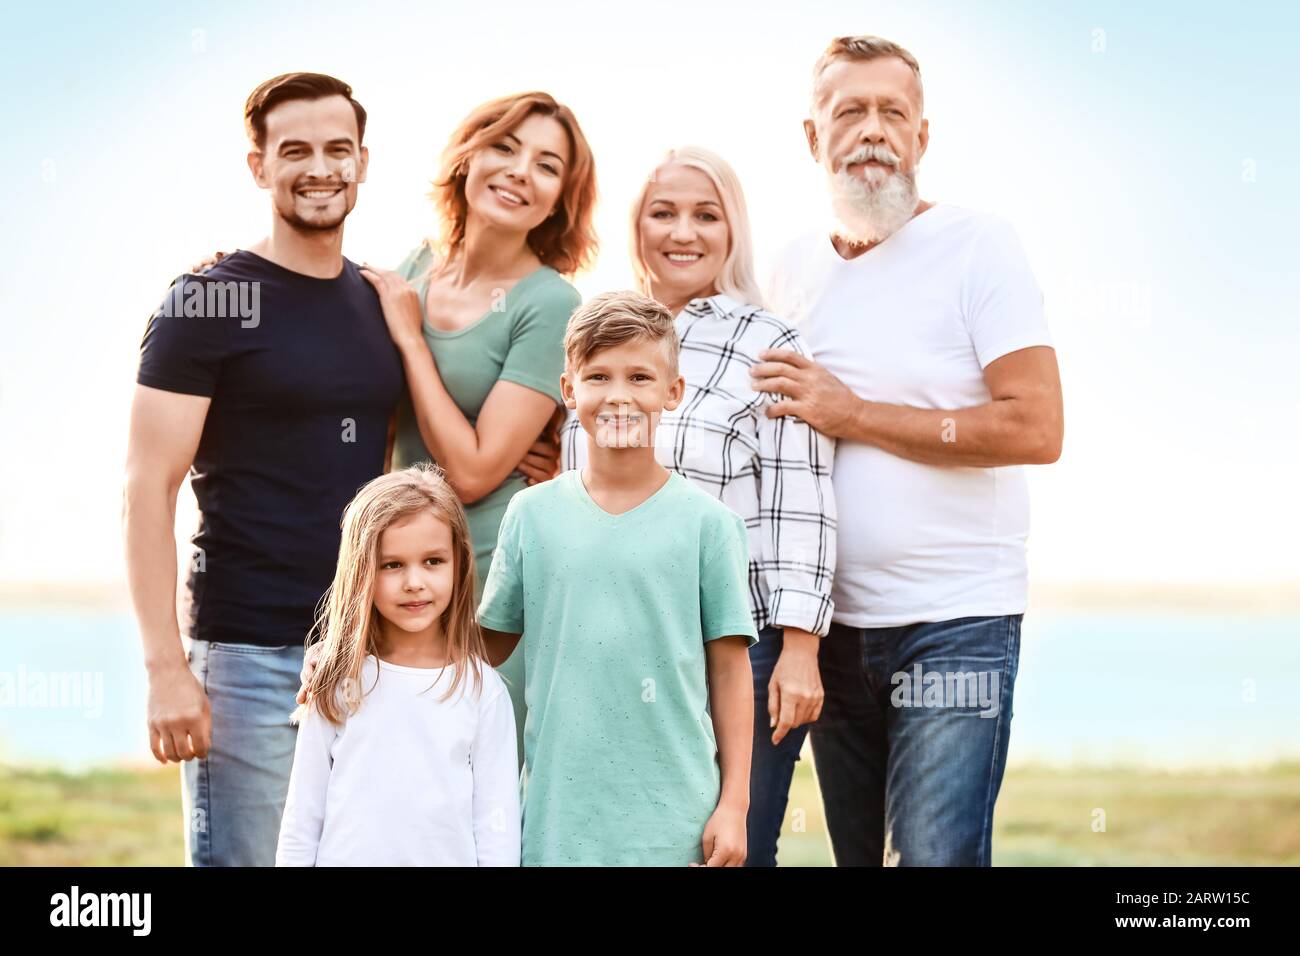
[828,159,919,246]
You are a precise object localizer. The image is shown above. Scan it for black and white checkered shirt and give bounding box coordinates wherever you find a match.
[561,294,837,636]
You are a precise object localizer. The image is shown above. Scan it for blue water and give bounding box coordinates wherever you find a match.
[1,606,1297,770]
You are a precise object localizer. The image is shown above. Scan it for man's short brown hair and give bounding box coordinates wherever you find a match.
[244,72,367,151]
[564,291,680,374]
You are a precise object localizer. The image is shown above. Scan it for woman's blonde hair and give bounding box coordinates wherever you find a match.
[294,464,486,726]
[629,146,764,309]
[428,91,599,277]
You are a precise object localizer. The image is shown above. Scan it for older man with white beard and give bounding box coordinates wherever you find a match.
[754,35,1064,866]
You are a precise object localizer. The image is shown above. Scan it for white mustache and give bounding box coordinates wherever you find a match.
[842,143,901,168]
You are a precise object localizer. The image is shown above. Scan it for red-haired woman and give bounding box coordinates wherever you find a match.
[360,92,598,763]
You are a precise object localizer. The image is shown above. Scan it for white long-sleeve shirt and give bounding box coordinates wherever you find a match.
[276,655,521,866]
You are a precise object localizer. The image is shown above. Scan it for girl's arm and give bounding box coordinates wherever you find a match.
[471,677,522,866]
[360,266,559,504]
[698,636,753,867]
[274,703,337,866]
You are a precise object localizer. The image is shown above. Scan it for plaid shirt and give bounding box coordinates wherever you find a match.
[561,294,837,636]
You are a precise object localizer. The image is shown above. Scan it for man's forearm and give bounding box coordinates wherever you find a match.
[123,479,186,674]
[845,396,1061,467]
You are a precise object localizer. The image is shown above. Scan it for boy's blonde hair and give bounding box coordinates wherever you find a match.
[563,290,680,374]
[294,463,486,727]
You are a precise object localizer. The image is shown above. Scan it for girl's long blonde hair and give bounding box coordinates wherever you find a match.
[294,464,486,726]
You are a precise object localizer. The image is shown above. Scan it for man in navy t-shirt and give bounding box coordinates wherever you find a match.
[124,73,403,866]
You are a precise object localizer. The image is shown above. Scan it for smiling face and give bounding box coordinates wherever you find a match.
[463,111,570,237]
[248,94,368,234]
[637,162,729,308]
[372,509,455,638]
[562,336,684,451]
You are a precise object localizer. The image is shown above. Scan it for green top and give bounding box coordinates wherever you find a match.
[478,469,759,866]
[391,241,581,596]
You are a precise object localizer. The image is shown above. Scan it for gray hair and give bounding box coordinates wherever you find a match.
[811,35,924,113]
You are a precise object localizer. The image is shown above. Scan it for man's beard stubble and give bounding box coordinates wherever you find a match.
[277,204,349,235]
[275,185,352,236]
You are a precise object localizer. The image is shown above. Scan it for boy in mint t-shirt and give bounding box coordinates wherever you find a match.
[478,291,757,866]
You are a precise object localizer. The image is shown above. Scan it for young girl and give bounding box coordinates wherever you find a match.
[275,465,520,866]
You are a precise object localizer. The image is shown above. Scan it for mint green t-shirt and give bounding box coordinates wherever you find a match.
[391,241,581,595]
[478,469,759,866]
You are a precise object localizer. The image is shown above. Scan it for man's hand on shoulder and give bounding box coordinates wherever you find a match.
[188,250,231,274]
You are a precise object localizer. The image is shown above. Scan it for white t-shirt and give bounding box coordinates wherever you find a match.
[276,655,521,866]
[766,203,1052,627]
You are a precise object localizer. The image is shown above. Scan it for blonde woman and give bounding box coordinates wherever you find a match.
[560,147,837,866]
[277,465,519,866]
[356,92,597,762]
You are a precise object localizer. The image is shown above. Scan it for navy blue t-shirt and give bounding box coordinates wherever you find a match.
[137,250,404,646]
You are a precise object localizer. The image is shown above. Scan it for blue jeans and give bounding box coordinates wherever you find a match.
[809,615,1022,866]
[180,639,305,867]
[746,626,813,867]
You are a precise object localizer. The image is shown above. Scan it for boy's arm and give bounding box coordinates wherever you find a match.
[696,508,760,866]
[480,628,523,668]
[275,703,337,866]
[700,636,753,867]
[477,499,526,666]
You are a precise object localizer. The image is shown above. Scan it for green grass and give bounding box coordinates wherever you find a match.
[778,756,1300,866]
[0,765,185,866]
[4,756,1298,866]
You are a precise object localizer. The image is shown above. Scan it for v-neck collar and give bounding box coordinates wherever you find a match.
[823,201,948,266]
[413,261,552,339]
[568,469,678,520]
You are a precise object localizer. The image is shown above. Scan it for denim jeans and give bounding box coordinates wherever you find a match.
[180,639,305,867]
[745,625,813,867]
[809,615,1022,866]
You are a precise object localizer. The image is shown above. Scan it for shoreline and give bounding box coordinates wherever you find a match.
[3,579,1300,613]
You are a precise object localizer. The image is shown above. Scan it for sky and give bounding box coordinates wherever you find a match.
[1,0,1297,593]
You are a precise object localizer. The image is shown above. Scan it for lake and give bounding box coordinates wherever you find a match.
[1,605,1297,770]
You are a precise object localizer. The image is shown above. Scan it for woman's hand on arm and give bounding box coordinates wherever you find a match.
[359,265,424,350]
[517,405,564,485]
[359,264,561,503]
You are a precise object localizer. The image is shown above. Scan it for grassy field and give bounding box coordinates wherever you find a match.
[4,756,1298,866]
